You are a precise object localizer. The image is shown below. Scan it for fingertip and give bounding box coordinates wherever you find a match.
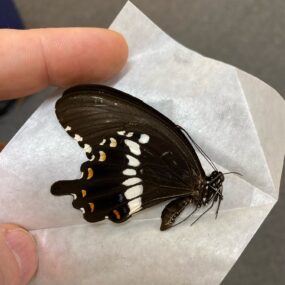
[38,28,129,86]
[0,28,129,99]
[0,224,38,285]
[104,29,129,79]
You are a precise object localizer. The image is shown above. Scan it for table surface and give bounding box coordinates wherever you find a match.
[2,1,285,284]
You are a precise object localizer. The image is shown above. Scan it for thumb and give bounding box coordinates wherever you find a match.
[0,224,38,285]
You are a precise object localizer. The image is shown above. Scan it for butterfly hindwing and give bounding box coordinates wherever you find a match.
[52,131,145,222]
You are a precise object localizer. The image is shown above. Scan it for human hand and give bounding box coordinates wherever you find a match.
[0,27,128,285]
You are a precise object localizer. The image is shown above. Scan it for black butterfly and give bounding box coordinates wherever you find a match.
[51,85,225,231]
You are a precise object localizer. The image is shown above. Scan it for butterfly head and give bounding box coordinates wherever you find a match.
[207,171,224,191]
[201,170,224,216]
[204,170,224,199]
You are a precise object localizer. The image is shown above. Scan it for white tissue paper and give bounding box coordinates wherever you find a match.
[0,2,284,285]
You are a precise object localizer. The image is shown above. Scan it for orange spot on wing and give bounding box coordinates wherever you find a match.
[113,209,121,220]
[87,168,94,180]
[89,202,95,213]
[99,151,106,162]
[81,190,87,197]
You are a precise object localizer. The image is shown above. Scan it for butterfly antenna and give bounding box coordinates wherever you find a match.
[190,140,217,171]
[177,125,217,171]
[223,171,243,176]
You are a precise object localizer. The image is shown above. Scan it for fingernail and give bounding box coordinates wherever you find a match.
[5,229,37,284]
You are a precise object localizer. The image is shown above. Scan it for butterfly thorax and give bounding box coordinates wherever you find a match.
[198,171,224,207]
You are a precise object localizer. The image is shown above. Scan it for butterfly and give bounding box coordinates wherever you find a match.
[51,84,225,231]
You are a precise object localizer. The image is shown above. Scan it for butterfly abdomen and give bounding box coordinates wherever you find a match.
[160,196,193,230]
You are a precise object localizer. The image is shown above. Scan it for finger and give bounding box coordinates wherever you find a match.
[0,28,128,99]
[0,224,38,285]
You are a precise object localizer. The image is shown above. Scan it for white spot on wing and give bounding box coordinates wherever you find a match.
[74,134,83,142]
[122,177,142,186]
[80,208,85,214]
[90,155,95,161]
[110,137,117,147]
[139,134,150,144]
[125,139,141,155]
[128,198,142,215]
[65,126,71,131]
[126,155,140,167]
[126,132,134,137]
[123,169,137,176]
[125,185,143,199]
[99,139,106,145]
[117,131,126,135]
[84,144,92,153]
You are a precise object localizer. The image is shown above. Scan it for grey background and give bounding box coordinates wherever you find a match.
[1,0,284,284]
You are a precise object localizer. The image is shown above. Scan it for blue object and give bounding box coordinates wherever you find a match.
[0,0,24,29]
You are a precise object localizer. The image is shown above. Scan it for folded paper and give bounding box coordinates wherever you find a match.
[0,2,284,284]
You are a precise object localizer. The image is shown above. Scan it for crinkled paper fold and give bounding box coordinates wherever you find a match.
[0,2,284,285]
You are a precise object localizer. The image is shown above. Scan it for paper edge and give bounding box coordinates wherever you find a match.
[236,68,285,196]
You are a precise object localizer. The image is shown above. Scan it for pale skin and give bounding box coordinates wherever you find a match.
[0,28,128,285]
